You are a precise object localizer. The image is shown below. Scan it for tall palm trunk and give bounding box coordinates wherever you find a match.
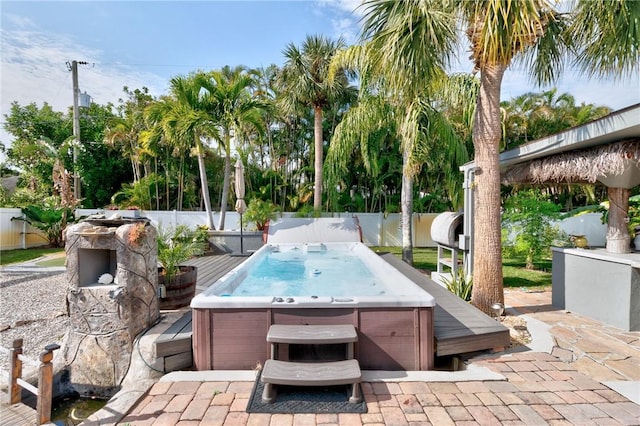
[178,156,185,211]
[313,106,324,212]
[195,136,215,230]
[166,152,171,211]
[401,148,414,265]
[471,64,505,314]
[218,133,232,230]
[154,158,160,210]
[606,187,630,253]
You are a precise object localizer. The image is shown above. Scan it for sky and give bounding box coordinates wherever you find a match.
[1,0,639,154]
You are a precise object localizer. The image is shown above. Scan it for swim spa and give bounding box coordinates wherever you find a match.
[191,242,436,370]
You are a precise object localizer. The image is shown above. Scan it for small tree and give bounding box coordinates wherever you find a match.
[243,199,279,231]
[502,189,563,269]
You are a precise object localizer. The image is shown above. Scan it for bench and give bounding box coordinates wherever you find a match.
[261,359,362,404]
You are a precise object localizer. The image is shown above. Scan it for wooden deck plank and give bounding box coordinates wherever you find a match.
[378,253,510,356]
[185,254,246,292]
[0,402,37,425]
[155,311,193,357]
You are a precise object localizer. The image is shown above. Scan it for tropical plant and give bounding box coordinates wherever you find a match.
[629,195,640,238]
[73,102,129,208]
[502,189,563,270]
[157,225,207,284]
[280,34,354,213]
[442,273,473,302]
[145,74,219,228]
[243,199,279,231]
[105,87,155,184]
[2,102,70,191]
[352,6,467,263]
[599,194,640,238]
[110,174,161,210]
[11,204,74,247]
[199,66,267,230]
[501,89,610,150]
[360,0,639,313]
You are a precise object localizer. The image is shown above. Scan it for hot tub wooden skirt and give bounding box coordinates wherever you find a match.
[192,307,434,371]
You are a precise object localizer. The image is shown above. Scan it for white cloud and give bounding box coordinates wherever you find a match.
[318,0,365,17]
[3,13,37,29]
[0,25,166,150]
[314,0,363,44]
[501,67,640,111]
[332,17,359,44]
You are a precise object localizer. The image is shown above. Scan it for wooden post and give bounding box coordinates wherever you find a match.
[37,343,60,425]
[9,339,23,404]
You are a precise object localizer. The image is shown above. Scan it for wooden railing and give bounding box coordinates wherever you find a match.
[3,338,60,425]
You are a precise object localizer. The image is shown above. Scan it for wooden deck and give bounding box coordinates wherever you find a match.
[184,254,249,294]
[0,401,37,425]
[154,251,510,371]
[379,253,510,356]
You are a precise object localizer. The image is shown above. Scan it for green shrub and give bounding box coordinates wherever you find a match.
[243,199,279,230]
[11,204,74,247]
[502,189,563,269]
[442,274,473,301]
[157,225,207,284]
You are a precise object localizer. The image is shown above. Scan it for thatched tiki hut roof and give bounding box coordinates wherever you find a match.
[459,104,640,274]
[502,139,640,253]
[502,140,640,186]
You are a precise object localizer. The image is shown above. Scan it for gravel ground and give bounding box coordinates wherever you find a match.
[0,270,69,374]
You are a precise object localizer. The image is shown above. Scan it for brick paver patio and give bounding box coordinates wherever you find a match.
[113,289,640,425]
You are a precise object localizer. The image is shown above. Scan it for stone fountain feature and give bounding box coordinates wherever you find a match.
[61,217,159,397]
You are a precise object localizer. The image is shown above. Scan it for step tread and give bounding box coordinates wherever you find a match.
[261,359,361,386]
[266,324,357,344]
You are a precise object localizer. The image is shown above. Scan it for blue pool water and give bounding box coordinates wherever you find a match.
[227,248,388,297]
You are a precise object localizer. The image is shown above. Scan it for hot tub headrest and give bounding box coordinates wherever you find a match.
[264,217,362,244]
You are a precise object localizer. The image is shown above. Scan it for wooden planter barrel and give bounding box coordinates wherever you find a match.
[158,265,198,310]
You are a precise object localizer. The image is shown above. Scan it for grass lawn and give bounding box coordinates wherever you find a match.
[0,247,65,266]
[373,246,551,290]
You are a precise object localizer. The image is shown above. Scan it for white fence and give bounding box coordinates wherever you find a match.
[0,208,51,250]
[0,208,606,251]
[72,209,440,248]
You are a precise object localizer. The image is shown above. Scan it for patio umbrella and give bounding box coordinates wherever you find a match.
[234,158,247,253]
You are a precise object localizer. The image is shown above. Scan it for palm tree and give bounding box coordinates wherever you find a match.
[361,0,567,313]
[280,35,353,212]
[361,0,638,313]
[327,43,469,263]
[199,66,266,230]
[105,87,155,184]
[501,89,611,150]
[570,0,639,80]
[146,74,220,229]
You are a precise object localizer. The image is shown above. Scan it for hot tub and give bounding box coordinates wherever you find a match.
[191,242,435,370]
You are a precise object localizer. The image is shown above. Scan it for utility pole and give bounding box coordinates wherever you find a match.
[67,60,88,201]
